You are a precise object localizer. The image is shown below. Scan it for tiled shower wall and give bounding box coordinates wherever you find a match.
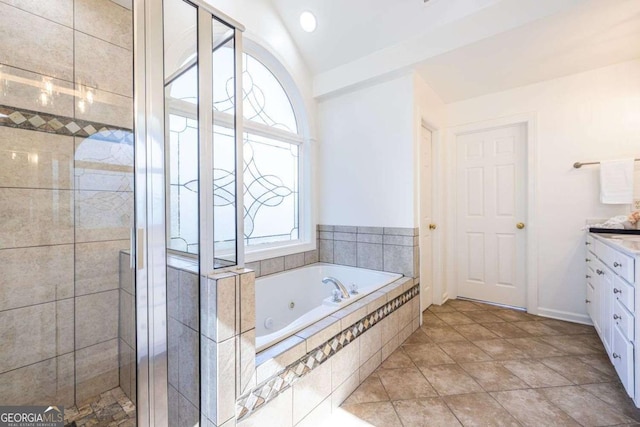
[0,0,133,407]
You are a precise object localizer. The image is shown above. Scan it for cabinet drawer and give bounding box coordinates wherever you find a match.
[586,234,594,249]
[613,299,634,342]
[614,275,635,313]
[612,324,635,399]
[595,239,635,283]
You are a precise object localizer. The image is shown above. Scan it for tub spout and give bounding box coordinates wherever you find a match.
[322,276,350,299]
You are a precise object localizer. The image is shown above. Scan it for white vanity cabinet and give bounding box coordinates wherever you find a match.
[586,233,640,404]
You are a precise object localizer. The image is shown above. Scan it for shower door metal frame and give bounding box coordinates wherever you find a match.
[133,0,245,425]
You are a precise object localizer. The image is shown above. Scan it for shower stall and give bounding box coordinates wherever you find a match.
[0,0,245,426]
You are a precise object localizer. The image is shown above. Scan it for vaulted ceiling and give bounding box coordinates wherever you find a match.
[269,0,640,101]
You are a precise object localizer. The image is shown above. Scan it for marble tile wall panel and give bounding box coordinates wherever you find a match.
[0,3,73,80]
[0,300,73,373]
[74,0,133,50]
[75,290,119,349]
[0,188,73,249]
[0,0,73,27]
[0,353,74,407]
[74,191,132,242]
[74,32,132,97]
[0,244,73,311]
[0,125,74,190]
[75,339,119,405]
[76,240,129,296]
[74,136,133,192]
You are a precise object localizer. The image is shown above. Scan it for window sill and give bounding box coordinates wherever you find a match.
[244,241,316,263]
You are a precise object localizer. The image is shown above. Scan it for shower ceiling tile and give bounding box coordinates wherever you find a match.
[74,31,132,98]
[74,0,132,50]
[0,3,73,81]
[0,126,74,190]
[0,188,74,249]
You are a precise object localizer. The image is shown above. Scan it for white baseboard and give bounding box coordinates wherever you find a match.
[536,307,593,325]
[441,293,449,305]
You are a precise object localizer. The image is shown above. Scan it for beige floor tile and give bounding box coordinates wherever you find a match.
[444,393,521,426]
[422,312,448,327]
[428,304,457,314]
[540,319,596,335]
[540,386,634,426]
[580,382,640,422]
[464,311,507,324]
[537,335,602,355]
[578,354,618,377]
[418,365,483,396]
[404,329,433,345]
[460,362,528,392]
[420,326,468,343]
[438,341,493,363]
[482,323,531,339]
[473,339,529,361]
[378,348,415,370]
[343,376,389,404]
[340,401,403,427]
[510,321,561,336]
[491,310,533,323]
[505,337,566,358]
[377,368,437,400]
[502,359,572,388]
[452,323,500,341]
[491,389,580,427]
[393,397,462,427]
[434,311,476,325]
[403,343,455,367]
[446,300,484,312]
[539,356,615,384]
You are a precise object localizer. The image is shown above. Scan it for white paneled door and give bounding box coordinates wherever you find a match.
[456,124,527,308]
[420,126,434,310]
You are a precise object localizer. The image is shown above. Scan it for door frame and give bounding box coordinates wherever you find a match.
[417,116,443,314]
[445,113,539,314]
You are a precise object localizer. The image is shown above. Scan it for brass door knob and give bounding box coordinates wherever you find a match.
[516,222,525,229]
[429,224,437,230]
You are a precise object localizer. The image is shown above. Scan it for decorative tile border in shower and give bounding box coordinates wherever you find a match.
[0,104,133,144]
[235,282,420,421]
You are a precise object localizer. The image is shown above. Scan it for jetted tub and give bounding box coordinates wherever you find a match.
[255,263,402,352]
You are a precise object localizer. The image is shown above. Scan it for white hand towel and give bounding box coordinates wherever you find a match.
[600,158,635,204]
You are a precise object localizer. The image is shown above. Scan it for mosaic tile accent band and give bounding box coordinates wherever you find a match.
[236,284,420,421]
[0,104,133,144]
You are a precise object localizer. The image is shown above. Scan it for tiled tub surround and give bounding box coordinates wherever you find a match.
[0,0,133,408]
[235,277,420,426]
[255,264,402,352]
[318,225,419,278]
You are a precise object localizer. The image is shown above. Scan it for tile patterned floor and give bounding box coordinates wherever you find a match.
[340,299,640,427]
[64,387,136,427]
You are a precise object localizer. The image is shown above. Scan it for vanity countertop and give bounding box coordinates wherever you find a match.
[590,232,640,256]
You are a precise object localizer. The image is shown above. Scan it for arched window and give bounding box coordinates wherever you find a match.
[167,45,307,255]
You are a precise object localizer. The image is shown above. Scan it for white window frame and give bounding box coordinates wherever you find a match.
[165,40,315,262]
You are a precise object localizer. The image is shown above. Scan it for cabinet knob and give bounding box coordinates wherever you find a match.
[613,288,621,294]
[613,314,621,320]
[613,353,621,359]
[614,262,622,268]
[596,269,604,275]
[586,275,592,279]
[585,242,592,246]
[585,258,591,262]
[585,299,591,304]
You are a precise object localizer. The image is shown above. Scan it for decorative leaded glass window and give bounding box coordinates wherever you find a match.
[167,49,303,255]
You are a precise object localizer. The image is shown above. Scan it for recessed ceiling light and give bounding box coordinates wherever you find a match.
[300,11,317,33]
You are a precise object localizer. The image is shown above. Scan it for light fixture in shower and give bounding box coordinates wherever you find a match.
[300,11,317,32]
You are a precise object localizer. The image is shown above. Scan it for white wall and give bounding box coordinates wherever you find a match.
[317,74,417,227]
[445,59,640,321]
